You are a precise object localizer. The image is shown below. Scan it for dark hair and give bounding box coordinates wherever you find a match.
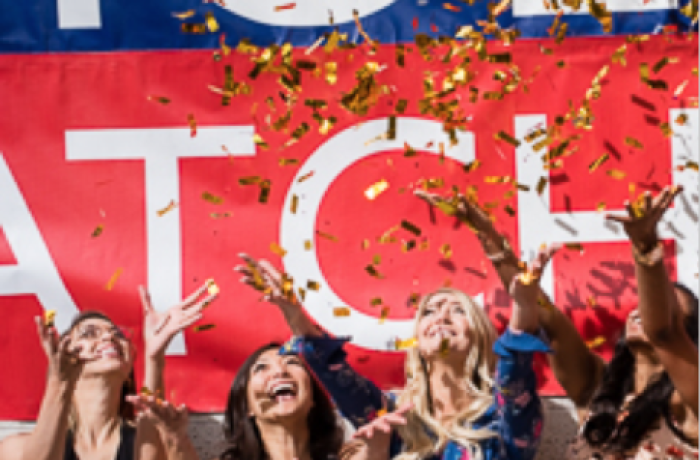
[219,342,344,460]
[63,310,136,421]
[583,283,699,452]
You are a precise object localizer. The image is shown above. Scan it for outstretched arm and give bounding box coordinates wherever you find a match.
[415,190,604,410]
[606,186,698,416]
[141,283,216,397]
[0,317,89,460]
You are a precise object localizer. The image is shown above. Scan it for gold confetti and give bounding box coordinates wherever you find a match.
[495,131,521,147]
[439,337,450,356]
[395,337,417,350]
[607,169,626,180]
[172,10,195,19]
[239,176,261,186]
[258,180,271,204]
[290,195,299,214]
[365,179,390,200]
[440,243,452,259]
[443,3,461,12]
[147,95,171,104]
[333,307,351,317]
[202,192,223,205]
[157,200,178,217]
[205,12,219,32]
[253,134,269,150]
[304,240,313,250]
[625,137,644,149]
[105,268,123,291]
[588,153,609,172]
[611,44,627,66]
[44,310,56,328]
[565,242,584,251]
[365,265,384,278]
[270,242,287,258]
[587,0,612,33]
[92,224,104,238]
[379,306,390,324]
[181,23,206,34]
[685,161,699,172]
[206,279,219,296]
[370,297,383,307]
[586,336,606,349]
[298,171,315,183]
[536,177,548,195]
[586,296,597,308]
[307,281,320,291]
[193,324,216,333]
[317,231,338,242]
[187,114,197,137]
[401,220,422,237]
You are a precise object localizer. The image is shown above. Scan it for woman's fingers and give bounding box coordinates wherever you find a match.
[604,212,631,224]
[413,189,441,205]
[138,286,155,314]
[181,282,210,309]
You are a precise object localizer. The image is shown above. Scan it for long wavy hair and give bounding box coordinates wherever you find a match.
[395,288,498,460]
[219,342,344,460]
[583,283,699,453]
[61,311,137,431]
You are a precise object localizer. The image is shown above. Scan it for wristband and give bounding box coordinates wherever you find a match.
[631,241,664,267]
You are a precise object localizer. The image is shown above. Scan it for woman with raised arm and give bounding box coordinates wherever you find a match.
[128,341,350,460]
[416,186,698,459]
[234,246,552,460]
[0,283,214,460]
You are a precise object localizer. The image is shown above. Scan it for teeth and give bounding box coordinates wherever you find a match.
[270,383,294,396]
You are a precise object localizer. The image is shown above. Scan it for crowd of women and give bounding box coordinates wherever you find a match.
[0,186,696,460]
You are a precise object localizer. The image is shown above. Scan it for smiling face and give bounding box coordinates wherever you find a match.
[416,292,473,362]
[69,317,134,380]
[246,349,314,424]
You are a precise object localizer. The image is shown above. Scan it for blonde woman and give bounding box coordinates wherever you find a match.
[235,251,552,460]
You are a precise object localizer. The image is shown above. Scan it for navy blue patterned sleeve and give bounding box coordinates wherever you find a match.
[280,335,389,428]
[491,328,551,460]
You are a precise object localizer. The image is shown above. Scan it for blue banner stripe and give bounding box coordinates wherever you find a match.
[0,0,697,53]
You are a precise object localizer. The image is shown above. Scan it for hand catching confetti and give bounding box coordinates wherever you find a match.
[414,189,497,237]
[128,393,190,440]
[509,244,560,333]
[34,316,92,384]
[141,283,217,360]
[344,402,412,460]
[605,185,683,255]
[235,253,299,309]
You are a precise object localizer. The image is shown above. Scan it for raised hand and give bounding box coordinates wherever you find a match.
[34,316,89,384]
[348,403,412,460]
[234,253,299,310]
[128,394,190,438]
[141,283,217,361]
[508,244,560,333]
[605,185,683,253]
[414,189,496,236]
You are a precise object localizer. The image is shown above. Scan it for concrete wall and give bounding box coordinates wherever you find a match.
[0,399,577,459]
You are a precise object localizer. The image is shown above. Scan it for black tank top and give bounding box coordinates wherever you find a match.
[64,422,136,460]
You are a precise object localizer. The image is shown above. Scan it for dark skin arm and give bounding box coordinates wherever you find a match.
[415,190,605,411]
[606,186,698,417]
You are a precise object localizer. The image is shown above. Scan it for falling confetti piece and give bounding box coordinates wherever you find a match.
[440,243,452,259]
[439,337,450,356]
[365,179,390,200]
[202,192,224,205]
[44,310,56,328]
[304,240,313,250]
[379,306,390,324]
[625,136,644,149]
[205,12,219,32]
[443,3,461,12]
[187,114,197,137]
[395,337,417,350]
[92,224,104,238]
[565,242,584,252]
[307,281,320,291]
[274,3,296,11]
[206,279,220,296]
[401,220,422,237]
[495,131,521,147]
[157,200,178,217]
[172,10,195,19]
[258,180,271,204]
[588,153,609,173]
[365,265,384,278]
[147,96,171,104]
[105,268,123,291]
[317,231,338,242]
[290,195,299,214]
[536,177,548,195]
[586,296,597,308]
[607,169,627,180]
[193,324,216,333]
[586,336,606,349]
[333,307,351,317]
[298,171,315,183]
[270,242,287,258]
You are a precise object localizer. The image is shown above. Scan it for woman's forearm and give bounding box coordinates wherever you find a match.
[280,303,323,338]
[19,378,74,460]
[634,258,679,343]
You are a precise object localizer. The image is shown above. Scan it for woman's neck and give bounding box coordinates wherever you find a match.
[72,375,123,448]
[257,419,312,460]
[428,359,471,425]
[629,345,662,396]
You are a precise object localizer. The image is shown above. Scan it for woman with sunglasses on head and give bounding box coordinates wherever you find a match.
[0,283,215,460]
[129,340,349,460]
[233,240,552,460]
[417,186,698,459]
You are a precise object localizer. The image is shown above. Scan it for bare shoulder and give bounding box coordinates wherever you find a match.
[0,432,29,460]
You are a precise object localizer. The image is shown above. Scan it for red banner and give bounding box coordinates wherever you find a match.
[0,35,697,419]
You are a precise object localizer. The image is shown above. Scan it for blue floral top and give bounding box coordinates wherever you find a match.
[281,329,550,460]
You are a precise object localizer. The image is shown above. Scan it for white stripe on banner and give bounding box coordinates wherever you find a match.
[57,0,102,29]
[513,0,678,17]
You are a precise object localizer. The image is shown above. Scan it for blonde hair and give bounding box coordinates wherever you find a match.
[394,288,498,460]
